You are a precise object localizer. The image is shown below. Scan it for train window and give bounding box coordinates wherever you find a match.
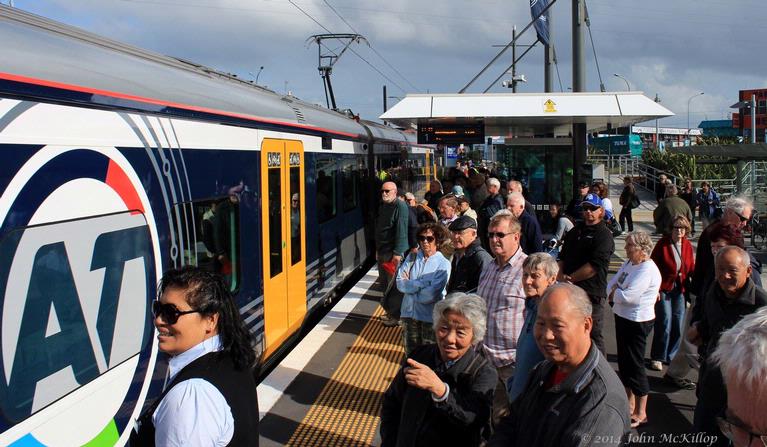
[342,158,358,212]
[182,196,241,291]
[316,157,337,223]
[290,162,302,265]
[267,167,283,277]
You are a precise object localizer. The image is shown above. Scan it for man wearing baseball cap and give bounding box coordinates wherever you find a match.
[446,215,493,294]
[557,193,615,354]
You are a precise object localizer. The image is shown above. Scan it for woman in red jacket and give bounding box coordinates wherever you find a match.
[649,215,695,371]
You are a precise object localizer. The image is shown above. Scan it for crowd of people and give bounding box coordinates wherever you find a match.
[377,167,767,446]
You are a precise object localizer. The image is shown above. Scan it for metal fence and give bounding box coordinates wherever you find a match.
[586,154,767,209]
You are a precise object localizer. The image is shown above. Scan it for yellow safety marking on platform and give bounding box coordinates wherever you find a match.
[287,305,404,447]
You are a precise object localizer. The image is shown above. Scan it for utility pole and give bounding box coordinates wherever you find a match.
[512,26,517,93]
[655,93,661,150]
[752,94,757,144]
[544,11,553,93]
[572,0,587,198]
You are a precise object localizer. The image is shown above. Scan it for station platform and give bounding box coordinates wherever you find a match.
[257,183,765,445]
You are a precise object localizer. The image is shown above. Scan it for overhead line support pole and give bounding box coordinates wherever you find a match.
[572,0,587,199]
[483,39,539,93]
[544,10,553,93]
[459,0,557,93]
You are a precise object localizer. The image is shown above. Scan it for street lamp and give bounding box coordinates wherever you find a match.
[248,66,264,85]
[613,73,631,91]
[687,92,705,135]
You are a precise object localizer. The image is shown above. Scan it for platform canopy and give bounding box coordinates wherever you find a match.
[380,91,674,138]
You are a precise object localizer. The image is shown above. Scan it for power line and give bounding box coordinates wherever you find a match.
[583,0,605,92]
[322,0,420,92]
[287,0,409,94]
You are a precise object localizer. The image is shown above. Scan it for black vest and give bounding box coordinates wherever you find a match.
[129,351,259,446]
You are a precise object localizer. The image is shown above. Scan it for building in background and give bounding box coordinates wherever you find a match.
[698,119,739,138]
[733,88,767,141]
[631,126,702,149]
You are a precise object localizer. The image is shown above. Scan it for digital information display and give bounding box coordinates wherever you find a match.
[417,122,485,144]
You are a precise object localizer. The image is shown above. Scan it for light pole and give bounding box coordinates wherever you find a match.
[248,66,264,85]
[687,92,705,136]
[613,73,631,91]
[654,93,661,150]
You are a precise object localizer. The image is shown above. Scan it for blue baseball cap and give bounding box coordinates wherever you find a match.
[581,193,603,208]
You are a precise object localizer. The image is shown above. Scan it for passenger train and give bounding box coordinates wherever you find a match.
[0,6,436,446]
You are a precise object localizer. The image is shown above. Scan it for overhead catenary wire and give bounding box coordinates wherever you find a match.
[322,0,420,92]
[288,0,409,94]
[584,0,606,92]
[553,47,564,92]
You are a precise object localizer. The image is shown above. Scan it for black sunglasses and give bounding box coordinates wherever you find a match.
[381,189,392,194]
[582,204,600,212]
[152,301,201,325]
[736,212,750,223]
[488,231,513,239]
[417,235,435,243]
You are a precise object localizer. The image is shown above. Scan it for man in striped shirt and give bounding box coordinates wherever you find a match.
[477,212,528,425]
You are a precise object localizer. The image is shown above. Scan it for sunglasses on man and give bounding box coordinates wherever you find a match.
[152,301,201,325]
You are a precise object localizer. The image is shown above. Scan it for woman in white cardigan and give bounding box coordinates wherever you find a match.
[607,231,662,429]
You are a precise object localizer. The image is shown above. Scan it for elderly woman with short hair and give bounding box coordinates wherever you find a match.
[507,253,559,402]
[607,231,662,428]
[381,293,497,447]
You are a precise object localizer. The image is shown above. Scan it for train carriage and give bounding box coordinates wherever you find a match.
[0,6,434,446]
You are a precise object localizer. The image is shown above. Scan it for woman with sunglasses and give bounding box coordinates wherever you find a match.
[131,267,258,446]
[648,215,695,372]
[396,222,452,355]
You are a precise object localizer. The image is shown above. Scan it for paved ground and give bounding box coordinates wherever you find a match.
[607,174,766,445]
[259,175,762,446]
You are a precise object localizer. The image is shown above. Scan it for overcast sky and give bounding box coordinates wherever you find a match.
[12,0,767,129]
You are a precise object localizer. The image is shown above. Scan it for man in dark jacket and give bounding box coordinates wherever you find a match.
[447,216,493,294]
[507,192,543,254]
[618,176,637,232]
[477,178,504,250]
[688,246,767,446]
[376,181,410,325]
[489,284,630,446]
[557,193,614,355]
[653,184,692,235]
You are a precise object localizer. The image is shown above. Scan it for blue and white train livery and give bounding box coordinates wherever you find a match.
[0,6,435,446]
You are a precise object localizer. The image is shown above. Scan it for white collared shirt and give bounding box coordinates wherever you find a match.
[152,335,234,446]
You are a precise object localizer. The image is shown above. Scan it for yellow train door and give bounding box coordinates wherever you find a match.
[261,139,307,358]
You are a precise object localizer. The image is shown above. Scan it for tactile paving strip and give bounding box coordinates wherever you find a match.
[287,306,404,446]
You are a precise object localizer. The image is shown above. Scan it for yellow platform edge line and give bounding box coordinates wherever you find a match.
[287,305,404,446]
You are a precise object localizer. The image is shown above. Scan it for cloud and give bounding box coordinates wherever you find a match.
[14,0,767,124]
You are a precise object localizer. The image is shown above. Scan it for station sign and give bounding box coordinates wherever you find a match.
[417,122,485,145]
